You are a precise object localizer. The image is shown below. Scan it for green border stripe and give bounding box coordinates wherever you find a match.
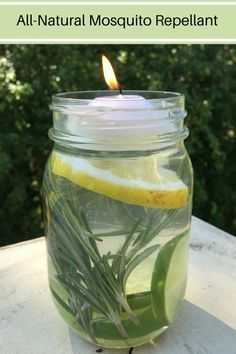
[2,1,236,3]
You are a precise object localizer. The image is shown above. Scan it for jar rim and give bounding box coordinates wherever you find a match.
[51,90,184,106]
[49,90,188,151]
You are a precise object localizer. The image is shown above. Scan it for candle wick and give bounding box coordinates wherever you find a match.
[119,86,123,95]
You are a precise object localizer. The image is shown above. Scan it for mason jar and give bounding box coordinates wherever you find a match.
[43,91,193,348]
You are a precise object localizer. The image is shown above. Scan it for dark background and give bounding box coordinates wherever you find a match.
[0,45,235,246]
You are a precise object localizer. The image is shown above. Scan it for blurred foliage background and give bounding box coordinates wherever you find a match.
[0,45,235,246]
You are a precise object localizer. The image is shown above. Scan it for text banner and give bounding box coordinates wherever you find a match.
[0,4,235,43]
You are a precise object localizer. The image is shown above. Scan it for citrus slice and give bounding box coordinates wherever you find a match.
[151,232,189,324]
[51,152,188,209]
[91,293,163,341]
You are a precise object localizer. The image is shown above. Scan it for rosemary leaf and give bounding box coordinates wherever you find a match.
[111,219,142,274]
[75,289,108,316]
[92,230,130,237]
[50,285,76,316]
[123,244,159,286]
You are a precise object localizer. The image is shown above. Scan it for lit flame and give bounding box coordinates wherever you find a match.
[102,55,120,90]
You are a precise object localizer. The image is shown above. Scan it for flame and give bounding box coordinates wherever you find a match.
[102,55,120,90]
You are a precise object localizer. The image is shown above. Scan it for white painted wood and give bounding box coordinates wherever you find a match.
[0,216,236,354]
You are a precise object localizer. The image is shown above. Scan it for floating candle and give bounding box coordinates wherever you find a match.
[90,55,153,110]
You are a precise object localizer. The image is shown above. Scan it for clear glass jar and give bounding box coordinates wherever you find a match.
[43,91,193,348]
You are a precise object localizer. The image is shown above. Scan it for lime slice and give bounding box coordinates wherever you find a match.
[92,293,163,341]
[51,152,188,209]
[151,232,189,324]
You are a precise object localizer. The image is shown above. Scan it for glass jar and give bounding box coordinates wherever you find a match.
[43,91,193,349]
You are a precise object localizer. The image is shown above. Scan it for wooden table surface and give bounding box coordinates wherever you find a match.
[0,216,236,354]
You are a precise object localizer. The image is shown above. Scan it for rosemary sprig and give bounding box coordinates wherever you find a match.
[43,162,178,342]
[48,202,138,339]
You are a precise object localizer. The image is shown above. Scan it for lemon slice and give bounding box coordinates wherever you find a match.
[151,232,189,324]
[51,152,188,209]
